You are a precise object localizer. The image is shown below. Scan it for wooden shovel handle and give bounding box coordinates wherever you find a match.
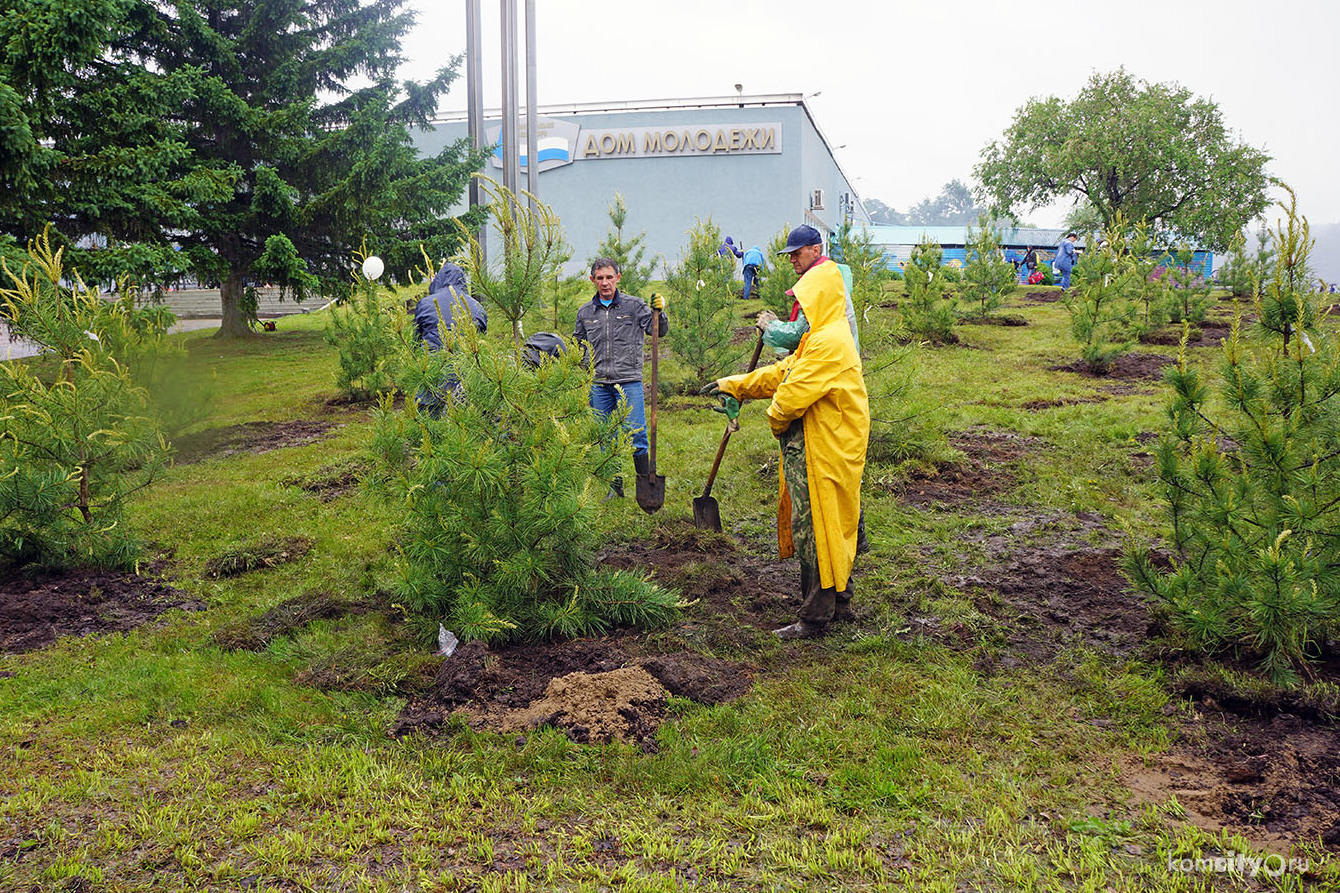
[648,308,659,473]
[700,331,765,498]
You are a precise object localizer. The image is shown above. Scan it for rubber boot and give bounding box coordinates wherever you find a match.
[606,476,624,500]
[856,508,870,554]
[633,452,651,479]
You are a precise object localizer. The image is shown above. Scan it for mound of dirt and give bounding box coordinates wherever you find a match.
[172,420,337,465]
[1021,290,1061,303]
[391,523,785,744]
[0,567,205,653]
[495,666,669,745]
[395,636,756,746]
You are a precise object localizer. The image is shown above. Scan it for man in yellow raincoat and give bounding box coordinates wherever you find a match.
[703,225,870,639]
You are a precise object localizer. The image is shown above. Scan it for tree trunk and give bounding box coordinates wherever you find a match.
[216,267,255,338]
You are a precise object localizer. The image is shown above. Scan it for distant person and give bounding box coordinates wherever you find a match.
[718,236,742,260]
[741,244,764,300]
[1055,232,1079,291]
[573,257,668,498]
[1023,245,1038,282]
[411,261,488,413]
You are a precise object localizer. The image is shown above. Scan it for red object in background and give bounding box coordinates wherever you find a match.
[262,320,276,331]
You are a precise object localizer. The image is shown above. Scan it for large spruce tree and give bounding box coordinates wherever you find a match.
[0,0,484,336]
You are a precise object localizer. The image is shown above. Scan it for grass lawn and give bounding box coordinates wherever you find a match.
[1,282,1335,891]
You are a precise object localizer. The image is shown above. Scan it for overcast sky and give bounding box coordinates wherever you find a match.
[401,0,1339,230]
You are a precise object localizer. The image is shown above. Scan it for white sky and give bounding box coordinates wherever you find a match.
[401,0,1340,229]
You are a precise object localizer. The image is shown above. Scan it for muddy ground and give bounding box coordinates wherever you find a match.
[4,415,1339,851]
[0,566,204,653]
[172,419,340,465]
[1050,352,1178,382]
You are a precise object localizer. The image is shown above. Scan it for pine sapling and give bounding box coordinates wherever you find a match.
[0,228,170,568]
[590,192,657,299]
[959,222,1017,319]
[1125,187,1340,685]
[900,238,957,344]
[664,218,745,384]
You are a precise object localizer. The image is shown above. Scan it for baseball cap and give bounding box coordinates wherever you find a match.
[778,224,822,254]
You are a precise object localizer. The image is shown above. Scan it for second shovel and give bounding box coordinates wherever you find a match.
[692,331,765,531]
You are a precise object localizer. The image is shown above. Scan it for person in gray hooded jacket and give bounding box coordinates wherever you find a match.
[573,257,668,496]
[411,262,488,413]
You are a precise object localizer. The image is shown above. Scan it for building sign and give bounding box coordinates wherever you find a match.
[485,120,782,169]
[486,117,580,172]
[578,123,781,160]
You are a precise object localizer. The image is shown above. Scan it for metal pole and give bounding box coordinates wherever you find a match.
[524,0,538,208]
[500,0,520,196]
[465,0,483,211]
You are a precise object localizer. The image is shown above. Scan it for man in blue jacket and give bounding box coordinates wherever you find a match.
[1055,232,1079,291]
[411,262,488,413]
[573,257,668,497]
[741,244,764,300]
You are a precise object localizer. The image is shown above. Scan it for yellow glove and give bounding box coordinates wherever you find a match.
[650,293,666,312]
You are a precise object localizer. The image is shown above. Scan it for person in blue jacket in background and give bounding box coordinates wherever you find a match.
[1054,232,1079,292]
[741,244,764,300]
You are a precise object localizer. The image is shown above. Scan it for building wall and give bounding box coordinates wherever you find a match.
[411,96,866,281]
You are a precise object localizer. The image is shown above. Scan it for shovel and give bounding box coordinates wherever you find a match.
[635,308,665,513]
[693,332,765,531]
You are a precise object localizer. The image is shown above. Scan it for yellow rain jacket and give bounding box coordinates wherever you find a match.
[717,259,869,591]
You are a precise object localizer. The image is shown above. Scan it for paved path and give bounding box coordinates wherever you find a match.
[2,318,223,361]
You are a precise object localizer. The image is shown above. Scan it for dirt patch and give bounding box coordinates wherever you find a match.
[976,547,1153,662]
[933,509,1149,663]
[1021,290,1061,303]
[890,428,1038,507]
[1139,320,1233,348]
[392,523,779,745]
[958,313,1029,327]
[0,566,205,653]
[1020,396,1102,411]
[1050,353,1176,382]
[1121,712,1340,851]
[172,420,338,465]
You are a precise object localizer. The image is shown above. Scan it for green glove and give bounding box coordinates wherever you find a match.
[650,292,666,312]
[700,380,722,397]
[762,318,808,351]
[712,395,741,421]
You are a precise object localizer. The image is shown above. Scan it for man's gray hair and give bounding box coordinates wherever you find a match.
[590,257,621,276]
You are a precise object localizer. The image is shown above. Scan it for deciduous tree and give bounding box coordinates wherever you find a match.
[975,68,1270,252]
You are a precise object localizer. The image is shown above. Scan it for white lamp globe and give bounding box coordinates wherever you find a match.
[361,255,385,281]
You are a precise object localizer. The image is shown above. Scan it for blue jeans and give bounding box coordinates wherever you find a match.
[1058,265,1072,290]
[743,264,759,300]
[590,381,648,456]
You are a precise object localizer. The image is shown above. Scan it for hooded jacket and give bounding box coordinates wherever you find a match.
[413,263,488,349]
[716,259,869,591]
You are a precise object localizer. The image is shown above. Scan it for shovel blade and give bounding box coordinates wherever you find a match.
[635,473,665,513]
[692,495,722,532]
